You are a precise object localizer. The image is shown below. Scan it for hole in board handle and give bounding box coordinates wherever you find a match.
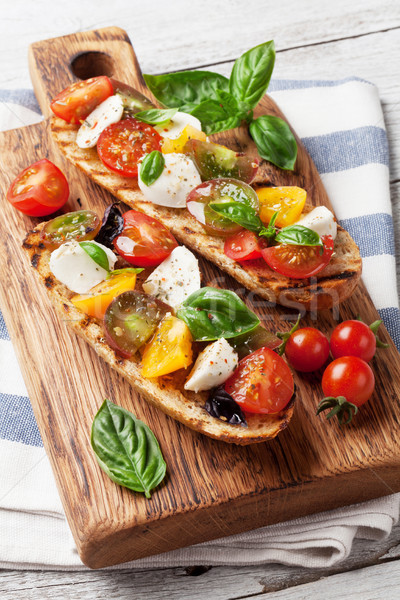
[70,52,115,80]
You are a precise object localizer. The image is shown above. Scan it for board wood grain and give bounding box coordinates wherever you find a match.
[0,26,400,569]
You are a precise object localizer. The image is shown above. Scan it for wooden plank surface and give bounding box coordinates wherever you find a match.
[1,0,400,597]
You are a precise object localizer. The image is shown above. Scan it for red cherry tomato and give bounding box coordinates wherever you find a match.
[7,159,69,217]
[261,235,334,279]
[113,210,178,267]
[224,347,294,414]
[97,117,162,177]
[330,320,376,362]
[224,229,263,261]
[322,356,375,407]
[50,76,113,124]
[285,327,330,372]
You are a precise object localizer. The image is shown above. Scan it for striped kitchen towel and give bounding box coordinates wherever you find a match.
[0,77,399,570]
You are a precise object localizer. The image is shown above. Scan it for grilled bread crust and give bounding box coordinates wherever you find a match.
[23,225,295,445]
[51,117,362,310]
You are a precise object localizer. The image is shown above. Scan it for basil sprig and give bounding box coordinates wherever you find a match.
[91,399,166,498]
[134,108,177,125]
[259,211,322,248]
[176,287,260,341]
[144,41,297,171]
[143,71,230,113]
[139,151,165,186]
[190,92,245,135]
[79,241,110,272]
[209,196,263,232]
[250,115,297,170]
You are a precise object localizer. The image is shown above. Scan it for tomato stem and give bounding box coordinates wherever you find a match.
[316,395,359,426]
[356,316,389,349]
[275,314,302,356]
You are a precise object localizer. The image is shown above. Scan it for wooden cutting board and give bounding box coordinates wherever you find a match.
[0,26,399,569]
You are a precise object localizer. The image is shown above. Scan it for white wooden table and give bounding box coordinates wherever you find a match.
[1,0,400,597]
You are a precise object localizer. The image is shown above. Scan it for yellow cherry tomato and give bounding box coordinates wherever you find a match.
[162,125,207,154]
[257,186,307,228]
[141,315,193,378]
[71,270,138,320]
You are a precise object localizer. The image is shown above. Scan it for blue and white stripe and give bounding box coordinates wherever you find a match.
[0,78,399,569]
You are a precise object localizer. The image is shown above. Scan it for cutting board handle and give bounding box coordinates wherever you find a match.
[29,26,150,118]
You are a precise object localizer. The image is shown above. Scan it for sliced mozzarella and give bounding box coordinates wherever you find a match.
[76,95,124,148]
[142,246,201,312]
[49,241,117,294]
[295,206,337,240]
[184,338,238,393]
[138,153,201,208]
[155,111,202,140]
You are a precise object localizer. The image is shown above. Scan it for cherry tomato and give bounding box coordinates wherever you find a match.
[261,235,334,279]
[224,347,294,414]
[97,117,162,177]
[330,320,376,362]
[184,139,258,183]
[7,159,69,217]
[40,210,101,249]
[229,325,281,360]
[104,291,170,358]
[224,229,263,261]
[50,76,113,124]
[113,210,178,267]
[187,178,259,236]
[285,327,330,372]
[322,356,375,406]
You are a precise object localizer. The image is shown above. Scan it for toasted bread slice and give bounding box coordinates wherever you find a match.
[51,117,362,310]
[23,225,295,445]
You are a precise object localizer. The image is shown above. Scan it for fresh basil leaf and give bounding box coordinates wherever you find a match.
[143,71,230,112]
[190,96,244,135]
[134,108,177,125]
[209,196,263,232]
[91,399,166,498]
[258,210,279,241]
[176,287,260,341]
[230,41,275,109]
[250,115,297,170]
[276,225,323,247]
[79,241,110,272]
[139,151,165,187]
[107,267,144,279]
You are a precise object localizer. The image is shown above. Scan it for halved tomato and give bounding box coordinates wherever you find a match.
[162,125,206,154]
[257,186,307,228]
[7,159,69,217]
[186,178,259,236]
[113,210,178,267]
[104,290,170,358]
[261,235,334,279]
[141,315,193,378]
[224,229,263,261]
[110,79,155,113]
[40,209,101,249]
[71,269,139,320]
[224,347,294,414]
[184,139,258,183]
[50,76,114,124]
[97,117,162,177]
